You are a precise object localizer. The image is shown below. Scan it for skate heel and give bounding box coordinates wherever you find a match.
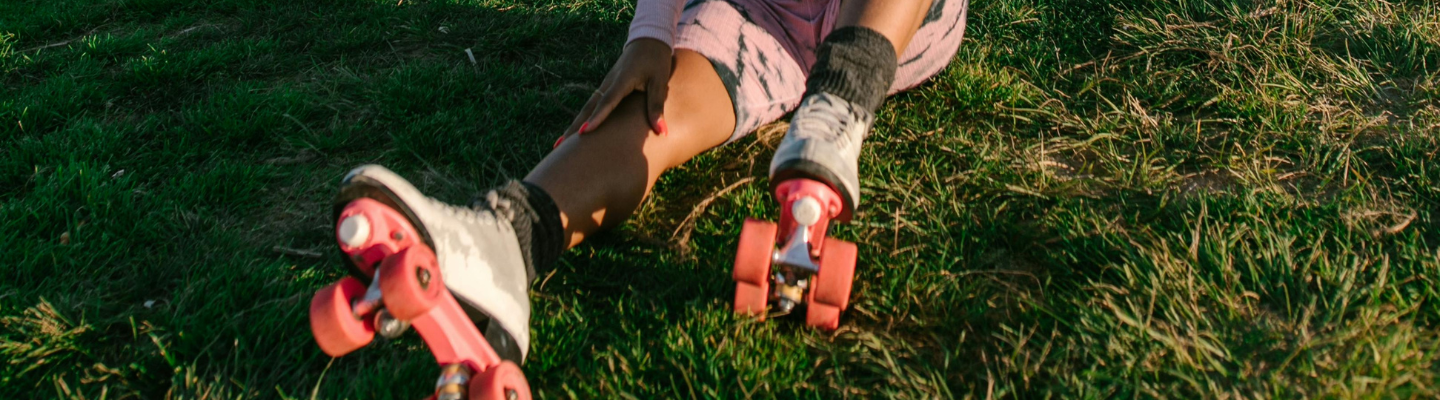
[731,178,859,330]
[310,199,532,400]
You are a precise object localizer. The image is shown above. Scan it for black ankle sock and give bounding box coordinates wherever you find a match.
[805,26,898,111]
[480,180,566,282]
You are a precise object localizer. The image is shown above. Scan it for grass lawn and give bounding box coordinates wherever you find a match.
[3,0,1439,398]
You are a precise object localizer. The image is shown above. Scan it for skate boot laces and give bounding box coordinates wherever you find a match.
[787,94,870,160]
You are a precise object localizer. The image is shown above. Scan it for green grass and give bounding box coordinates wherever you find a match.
[3,0,1438,398]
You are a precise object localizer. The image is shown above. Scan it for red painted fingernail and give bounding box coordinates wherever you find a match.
[579,122,590,134]
[553,135,565,149]
[656,117,668,136]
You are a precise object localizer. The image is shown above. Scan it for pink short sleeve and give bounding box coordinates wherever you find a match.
[628,0,686,47]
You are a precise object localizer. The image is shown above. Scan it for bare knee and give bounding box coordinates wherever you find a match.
[643,49,735,170]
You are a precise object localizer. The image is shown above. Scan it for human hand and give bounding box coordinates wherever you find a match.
[557,38,673,147]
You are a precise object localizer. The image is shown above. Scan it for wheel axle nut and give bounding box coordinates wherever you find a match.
[417,268,431,289]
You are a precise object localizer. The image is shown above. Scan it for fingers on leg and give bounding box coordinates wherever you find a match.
[528,49,736,245]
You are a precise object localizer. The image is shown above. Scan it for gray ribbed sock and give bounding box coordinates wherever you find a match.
[474,180,565,283]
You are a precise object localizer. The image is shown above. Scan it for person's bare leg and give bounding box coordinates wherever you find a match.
[837,0,935,55]
[525,49,735,247]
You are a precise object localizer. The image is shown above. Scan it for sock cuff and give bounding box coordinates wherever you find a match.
[488,180,566,283]
[806,26,898,111]
[518,181,565,279]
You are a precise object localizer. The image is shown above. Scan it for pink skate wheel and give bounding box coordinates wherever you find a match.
[733,219,777,285]
[811,238,856,308]
[469,361,532,400]
[734,282,769,319]
[378,246,444,321]
[807,238,856,330]
[310,277,376,356]
[805,302,843,330]
[733,219,777,318]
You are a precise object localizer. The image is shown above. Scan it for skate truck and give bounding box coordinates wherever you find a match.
[732,178,858,329]
[309,198,531,400]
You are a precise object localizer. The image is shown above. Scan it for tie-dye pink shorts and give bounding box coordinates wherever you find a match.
[673,0,969,142]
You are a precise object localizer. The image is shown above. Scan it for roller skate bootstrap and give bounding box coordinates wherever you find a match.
[309,165,533,400]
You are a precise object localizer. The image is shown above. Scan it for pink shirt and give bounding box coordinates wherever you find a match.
[628,0,838,70]
[626,0,686,47]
